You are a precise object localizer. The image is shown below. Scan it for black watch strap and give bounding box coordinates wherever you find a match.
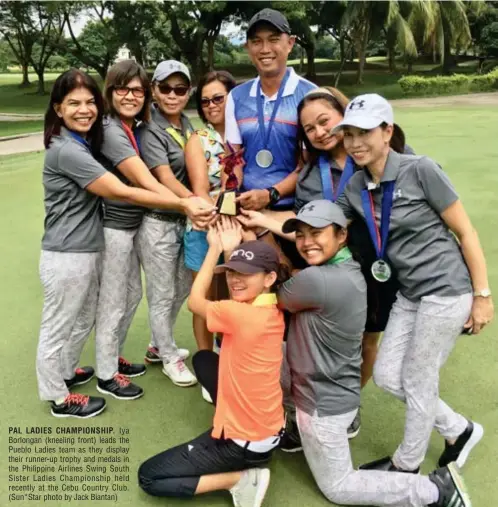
[267,186,280,205]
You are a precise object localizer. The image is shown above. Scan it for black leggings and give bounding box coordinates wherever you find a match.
[192,350,219,405]
[138,351,272,497]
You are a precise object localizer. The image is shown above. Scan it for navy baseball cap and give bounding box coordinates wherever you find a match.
[214,240,279,274]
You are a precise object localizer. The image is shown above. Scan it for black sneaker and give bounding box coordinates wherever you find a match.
[97,374,144,400]
[279,419,303,453]
[438,421,483,469]
[347,408,361,439]
[51,393,106,418]
[428,463,472,507]
[64,366,95,389]
[359,456,420,474]
[118,356,146,377]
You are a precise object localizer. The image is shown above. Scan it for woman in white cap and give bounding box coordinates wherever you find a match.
[136,60,200,386]
[334,93,492,473]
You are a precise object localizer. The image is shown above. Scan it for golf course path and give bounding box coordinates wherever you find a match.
[1,92,496,157]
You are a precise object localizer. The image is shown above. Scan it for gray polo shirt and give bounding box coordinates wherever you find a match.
[295,144,415,213]
[42,127,107,252]
[136,105,193,216]
[337,150,472,301]
[295,157,343,212]
[100,116,144,230]
[278,252,367,417]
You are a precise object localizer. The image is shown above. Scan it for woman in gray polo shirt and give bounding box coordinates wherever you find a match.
[136,61,198,387]
[335,94,493,474]
[95,60,194,401]
[38,70,214,419]
[278,200,473,507]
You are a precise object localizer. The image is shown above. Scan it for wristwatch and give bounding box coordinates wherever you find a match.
[266,187,280,205]
[474,288,492,297]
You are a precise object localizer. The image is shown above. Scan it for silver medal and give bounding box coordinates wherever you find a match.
[371,259,392,283]
[256,149,273,168]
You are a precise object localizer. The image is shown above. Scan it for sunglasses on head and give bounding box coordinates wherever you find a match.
[200,94,226,108]
[114,86,146,98]
[157,84,190,96]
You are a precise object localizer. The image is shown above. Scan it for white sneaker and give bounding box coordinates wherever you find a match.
[162,359,197,387]
[201,386,213,404]
[178,348,190,361]
[230,468,270,507]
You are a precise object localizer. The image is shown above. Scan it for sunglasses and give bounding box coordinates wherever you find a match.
[157,84,190,96]
[200,94,226,108]
[114,86,146,98]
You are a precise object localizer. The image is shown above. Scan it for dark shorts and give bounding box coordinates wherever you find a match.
[348,219,399,333]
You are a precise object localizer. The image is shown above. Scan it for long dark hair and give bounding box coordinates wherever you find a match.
[195,70,236,124]
[44,69,104,154]
[296,87,349,168]
[103,60,152,123]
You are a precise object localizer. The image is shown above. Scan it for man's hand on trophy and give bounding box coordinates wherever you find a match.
[236,189,270,211]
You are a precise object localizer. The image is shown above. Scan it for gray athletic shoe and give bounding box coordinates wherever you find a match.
[230,468,270,507]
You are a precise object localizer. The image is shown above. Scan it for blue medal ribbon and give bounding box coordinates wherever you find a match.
[256,69,290,151]
[68,131,90,149]
[360,180,395,260]
[319,155,355,202]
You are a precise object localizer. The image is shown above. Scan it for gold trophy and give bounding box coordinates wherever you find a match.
[216,145,244,216]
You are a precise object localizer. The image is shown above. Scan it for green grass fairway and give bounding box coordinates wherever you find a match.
[0,120,44,138]
[1,105,497,507]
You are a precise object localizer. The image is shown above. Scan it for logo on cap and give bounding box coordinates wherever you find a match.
[302,204,315,212]
[349,100,365,111]
[231,249,255,261]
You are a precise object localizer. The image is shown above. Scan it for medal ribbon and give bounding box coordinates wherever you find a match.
[121,121,141,155]
[361,181,395,260]
[166,126,191,150]
[319,155,355,202]
[68,131,91,149]
[256,68,290,150]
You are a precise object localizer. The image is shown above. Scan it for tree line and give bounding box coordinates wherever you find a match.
[1,0,498,95]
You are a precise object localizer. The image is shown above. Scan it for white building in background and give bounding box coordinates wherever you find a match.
[115,46,135,63]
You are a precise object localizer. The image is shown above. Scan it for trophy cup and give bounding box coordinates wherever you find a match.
[216,146,244,216]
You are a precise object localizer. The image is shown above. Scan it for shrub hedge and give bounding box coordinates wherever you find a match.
[398,69,498,96]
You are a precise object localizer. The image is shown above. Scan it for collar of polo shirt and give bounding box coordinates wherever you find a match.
[151,104,190,132]
[363,149,401,189]
[252,293,278,307]
[249,67,300,99]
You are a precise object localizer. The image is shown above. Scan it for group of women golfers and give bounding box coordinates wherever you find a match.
[36,8,492,507]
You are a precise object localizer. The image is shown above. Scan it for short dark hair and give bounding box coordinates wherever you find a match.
[103,60,152,122]
[195,70,237,124]
[44,69,104,154]
[297,87,349,167]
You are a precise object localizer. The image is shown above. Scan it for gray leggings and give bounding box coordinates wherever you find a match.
[95,227,142,380]
[36,251,101,401]
[297,407,439,506]
[137,216,191,364]
[373,292,472,471]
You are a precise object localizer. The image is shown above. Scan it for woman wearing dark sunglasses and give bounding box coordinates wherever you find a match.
[94,60,192,402]
[136,60,202,387]
[184,71,237,401]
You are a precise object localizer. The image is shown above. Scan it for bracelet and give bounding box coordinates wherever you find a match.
[256,228,270,239]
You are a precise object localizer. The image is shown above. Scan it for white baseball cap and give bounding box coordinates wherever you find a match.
[332,93,393,132]
[152,60,191,84]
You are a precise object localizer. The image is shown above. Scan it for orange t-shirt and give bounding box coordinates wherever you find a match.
[206,293,285,441]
